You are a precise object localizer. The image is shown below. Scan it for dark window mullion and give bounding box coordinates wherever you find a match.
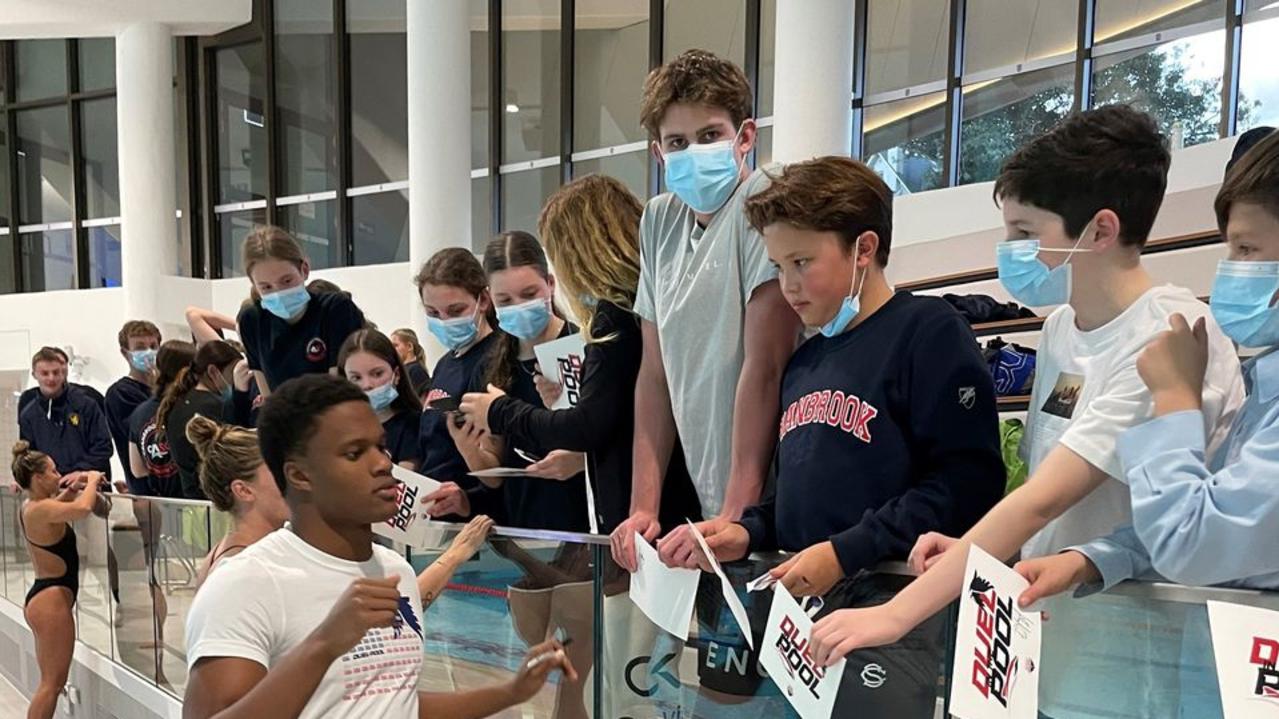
[1221,0,1243,137]
[744,0,761,169]
[851,0,868,158]
[68,39,90,289]
[489,0,503,234]
[264,0,279,227]
[200,41,223,278]
[335,0,353,265]
[940,0,966,187]
[646,0,663,198]
[560,0,574,184]
[1074,0,1096,113]
[4,42,22,291]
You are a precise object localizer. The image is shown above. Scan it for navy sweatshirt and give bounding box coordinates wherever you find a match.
[18,387,114,478]
[419,331,504,521]
[738,292,1005,577]
[237,289,366,392]
[487,301,703,533]
[19,383,105,420]
[105,376,152,487]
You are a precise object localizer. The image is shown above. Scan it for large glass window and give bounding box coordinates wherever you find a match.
[759,0,777,116]
[15,40,67,101]
[20,230,75,292]
[275,0,338,195]
[218,208,268,277]
[473,175,492,252]
[574,0,649,151]
[664,0,745,66]
[78,38,116,92]
[1095,0,1221,45]
[963,0,1076,76]
[503,0,561,163]
[352,190,409,265]
[349,0,408,187]
[572,150,648,200]
[80,97,120,219]
[960,64,1075,185]
[1238,2,1279,132]
[86,223,121,288]
[0,123,9,227]
[216,44,269,203]
[863,92,947,195]
[865,0,950,96]
[502,166,560,236]
[0,236,14,294]
[1093,29,1225,148]
[16,106,74,224]
[280,200,340,270]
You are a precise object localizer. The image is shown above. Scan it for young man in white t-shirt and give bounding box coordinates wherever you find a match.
[806,106,1245,669]
[183,374,576,719]
[609,49,802,571]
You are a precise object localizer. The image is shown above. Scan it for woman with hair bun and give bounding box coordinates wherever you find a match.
[11,442,106,719]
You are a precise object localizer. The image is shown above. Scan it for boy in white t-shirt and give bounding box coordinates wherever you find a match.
[183,375,576,719]
[806,106,1245,668]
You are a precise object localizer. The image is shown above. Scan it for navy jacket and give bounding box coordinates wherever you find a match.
[105,376,151,486]
[18,387,114,478]
[738,292,1006,577]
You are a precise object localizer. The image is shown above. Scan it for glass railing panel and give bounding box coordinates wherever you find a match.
[104,495,165,688]
[146,496,218,697]
[71,495,116,661]
[0,493,27,606]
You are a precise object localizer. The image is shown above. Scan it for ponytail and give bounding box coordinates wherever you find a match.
[156,340,242,437]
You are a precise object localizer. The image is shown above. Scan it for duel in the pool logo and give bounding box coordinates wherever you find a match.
[386,481,419,532]
[968,573,1021,707]
[772,614,829,700]
[1247,636,1279,702]
[556,353,584,406]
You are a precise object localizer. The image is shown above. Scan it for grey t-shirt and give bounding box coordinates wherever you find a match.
[634,167,779,516]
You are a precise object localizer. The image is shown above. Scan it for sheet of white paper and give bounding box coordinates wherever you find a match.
[686,520,754,649]
[374,466,444,547]
[533,333,587,410]
[630,532,699,640]
[760,584,846,719]
[747,571,778,593]
[949,545,1041,719]
[1207,600,1279,718]
[468,467,533,478]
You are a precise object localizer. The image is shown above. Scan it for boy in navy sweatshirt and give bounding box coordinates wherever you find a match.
[19,347,114,479]
[105,320,162,493]
[688,156,1005,716]
[17,346,105,419]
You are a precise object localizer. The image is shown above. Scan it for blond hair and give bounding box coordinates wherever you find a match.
[538,174,642,344]
[185,415,264,513]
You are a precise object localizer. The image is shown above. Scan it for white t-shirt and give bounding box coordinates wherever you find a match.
[634,167,781,516]
[1020,284,1244,559]
[186,529,424,719]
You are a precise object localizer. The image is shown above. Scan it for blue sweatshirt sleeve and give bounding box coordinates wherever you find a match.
[828,312,1006,577]
[78,399,115,475]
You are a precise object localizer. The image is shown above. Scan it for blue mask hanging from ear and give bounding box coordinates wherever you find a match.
[819,251,869,338]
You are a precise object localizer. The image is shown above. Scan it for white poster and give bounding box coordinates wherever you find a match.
[533,333,587,410]
[949,545,1041,719]
[1207,600,1279,718]
[687,520,754,648]
[630,532,699,640]
[759,584,846,719]
[374,465,443,547]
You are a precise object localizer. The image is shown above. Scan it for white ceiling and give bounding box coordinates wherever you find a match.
[0,0,251,38]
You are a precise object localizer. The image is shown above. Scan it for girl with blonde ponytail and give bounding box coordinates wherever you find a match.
[156,340,242,500]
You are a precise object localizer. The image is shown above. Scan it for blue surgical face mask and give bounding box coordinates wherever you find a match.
[663,127,744,214]
[427,304,481,351]
[995,227,1092,307]
[366,380,400,412]
[497,297,553,341]
[129,349,157,373]
[261,284,311,321]
[819,259,868,338]
[1210,260,1279,348]
[215,370,234,403]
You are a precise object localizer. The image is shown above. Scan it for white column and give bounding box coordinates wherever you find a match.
[407,0,472,357]
[771,0,856,163]
[116,22,177,322]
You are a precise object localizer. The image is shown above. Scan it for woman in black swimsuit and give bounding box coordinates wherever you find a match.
[11,441,105,719]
